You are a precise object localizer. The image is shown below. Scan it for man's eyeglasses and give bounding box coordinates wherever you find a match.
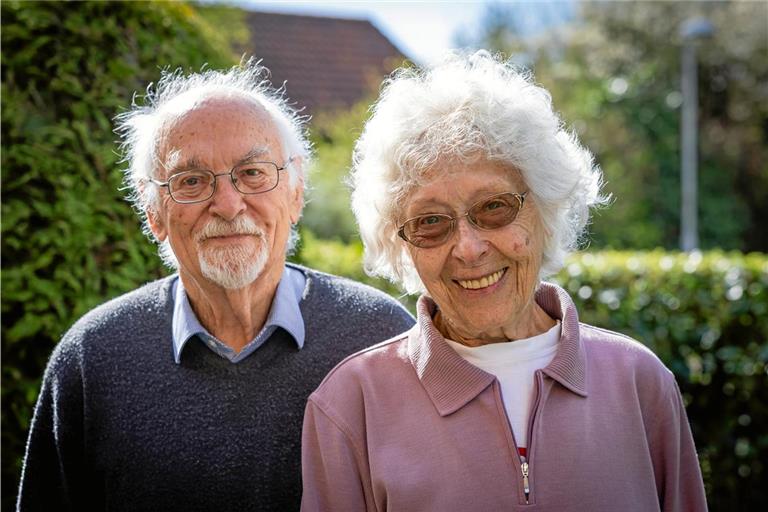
[149,161,287,204]
[397,191,528,248]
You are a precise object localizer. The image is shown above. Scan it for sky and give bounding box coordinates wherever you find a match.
[228,1,576,65]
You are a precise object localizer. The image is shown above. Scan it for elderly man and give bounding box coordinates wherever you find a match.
[17,61,414,511]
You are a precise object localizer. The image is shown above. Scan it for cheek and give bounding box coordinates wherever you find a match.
[506,232,532,255]
[411,248,440,272]
[166,205,204,241]
[414,253,452,294]
[170,211,190,232]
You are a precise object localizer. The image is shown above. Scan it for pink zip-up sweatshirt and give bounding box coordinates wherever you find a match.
[301,282,707,511]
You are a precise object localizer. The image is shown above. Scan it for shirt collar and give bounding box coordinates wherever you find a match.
[407,281,588,417]
[171,265,306,364]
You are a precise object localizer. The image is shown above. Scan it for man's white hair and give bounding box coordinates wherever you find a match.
[114,58,311,267]
[350,50,608,294]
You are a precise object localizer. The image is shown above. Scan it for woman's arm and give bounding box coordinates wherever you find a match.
[301,397,376,512]
[651,376,708,511]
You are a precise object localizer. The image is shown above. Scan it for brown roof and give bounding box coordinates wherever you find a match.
[241,11,408,115]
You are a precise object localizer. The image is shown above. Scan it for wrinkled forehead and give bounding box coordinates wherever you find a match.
[155,92,281,169]
[399,155,525,209]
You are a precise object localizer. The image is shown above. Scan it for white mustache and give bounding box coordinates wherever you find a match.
[196,217,264,242]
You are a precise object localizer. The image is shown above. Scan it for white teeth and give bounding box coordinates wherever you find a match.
[457,269,505,290]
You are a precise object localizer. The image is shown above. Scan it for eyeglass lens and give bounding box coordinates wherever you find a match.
[402,193,523,248]
[168,163,279,202]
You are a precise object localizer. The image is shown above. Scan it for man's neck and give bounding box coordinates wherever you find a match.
[179,263,285,353]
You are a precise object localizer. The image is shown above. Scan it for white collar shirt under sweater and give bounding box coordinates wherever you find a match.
[445,321,561,450]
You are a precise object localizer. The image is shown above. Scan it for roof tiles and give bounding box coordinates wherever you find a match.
[242,11,408,114]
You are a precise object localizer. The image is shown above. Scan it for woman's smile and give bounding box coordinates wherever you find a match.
[454,267,507,290]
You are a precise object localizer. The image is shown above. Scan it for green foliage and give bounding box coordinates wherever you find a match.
[301,101,374,242]
[1,1,237,509]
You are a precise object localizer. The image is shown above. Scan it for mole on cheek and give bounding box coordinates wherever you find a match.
[525,236,531,247]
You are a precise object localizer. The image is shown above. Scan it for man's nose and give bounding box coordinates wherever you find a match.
[208,173,247,220]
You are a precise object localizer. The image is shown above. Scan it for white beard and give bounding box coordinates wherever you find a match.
[196,216,269,289]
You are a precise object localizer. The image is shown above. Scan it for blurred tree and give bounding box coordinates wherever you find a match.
[300,101,373,242]
[463,0,768,252]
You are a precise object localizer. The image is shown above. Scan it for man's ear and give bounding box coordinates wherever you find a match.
[289,157,304,224]
[146,208,167,242]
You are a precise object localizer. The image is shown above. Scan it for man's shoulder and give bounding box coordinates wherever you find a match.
[62,275,174,346]
[291,263,414,322]
[43,276,173,377]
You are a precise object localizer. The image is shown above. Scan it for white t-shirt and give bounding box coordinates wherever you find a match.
[445,321,561,450]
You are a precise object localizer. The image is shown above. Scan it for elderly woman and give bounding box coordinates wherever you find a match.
[301,52,707,511]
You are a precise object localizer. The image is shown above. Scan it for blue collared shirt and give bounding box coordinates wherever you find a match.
[171,265,306,364]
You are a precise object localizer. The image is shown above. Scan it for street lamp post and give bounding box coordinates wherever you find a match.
[679,17,714,252]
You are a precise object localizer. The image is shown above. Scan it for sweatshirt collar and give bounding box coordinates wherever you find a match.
[408,281,588,417]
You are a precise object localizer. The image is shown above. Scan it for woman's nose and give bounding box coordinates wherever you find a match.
[450,218,489,263]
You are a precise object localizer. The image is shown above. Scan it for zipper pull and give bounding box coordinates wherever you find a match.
[521,460,530,504]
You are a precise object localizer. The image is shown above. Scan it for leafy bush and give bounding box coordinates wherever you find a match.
[301,101,372,242]
[295,241,768,510]
[0,1,237,509]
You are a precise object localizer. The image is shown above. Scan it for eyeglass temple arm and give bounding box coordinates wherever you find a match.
[147,178,169,188]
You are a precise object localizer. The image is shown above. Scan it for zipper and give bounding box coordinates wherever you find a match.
[518,370,544,505]
[520,457,530,504]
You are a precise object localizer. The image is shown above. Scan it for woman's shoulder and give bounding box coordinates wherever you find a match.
[317,330,412,387]
[578,322,677,392]
[308,330,415,414]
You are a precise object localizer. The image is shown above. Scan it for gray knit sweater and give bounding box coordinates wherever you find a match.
[17,265,415,512]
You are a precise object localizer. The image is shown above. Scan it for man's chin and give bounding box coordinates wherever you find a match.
[198,248,269,290]
[200,264,261,290]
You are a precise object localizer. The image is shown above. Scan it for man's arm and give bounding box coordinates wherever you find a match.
[17,340,88,511]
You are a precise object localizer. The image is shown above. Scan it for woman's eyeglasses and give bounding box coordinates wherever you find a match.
[397,191,528,248]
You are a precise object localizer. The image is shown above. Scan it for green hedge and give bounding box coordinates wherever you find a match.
[0,2,237,509]
[294,244,768,510]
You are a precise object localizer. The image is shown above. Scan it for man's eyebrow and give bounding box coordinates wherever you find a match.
[170,157,205,173]
[159,150,204,176]
[162,146,272,175]
[237,147,271,165]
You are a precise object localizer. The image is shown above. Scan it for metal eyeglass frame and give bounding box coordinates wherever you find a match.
[148,161,288,204]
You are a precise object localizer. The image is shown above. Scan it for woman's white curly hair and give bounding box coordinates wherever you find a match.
[114,58,311,267]
[350,50,607,294]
